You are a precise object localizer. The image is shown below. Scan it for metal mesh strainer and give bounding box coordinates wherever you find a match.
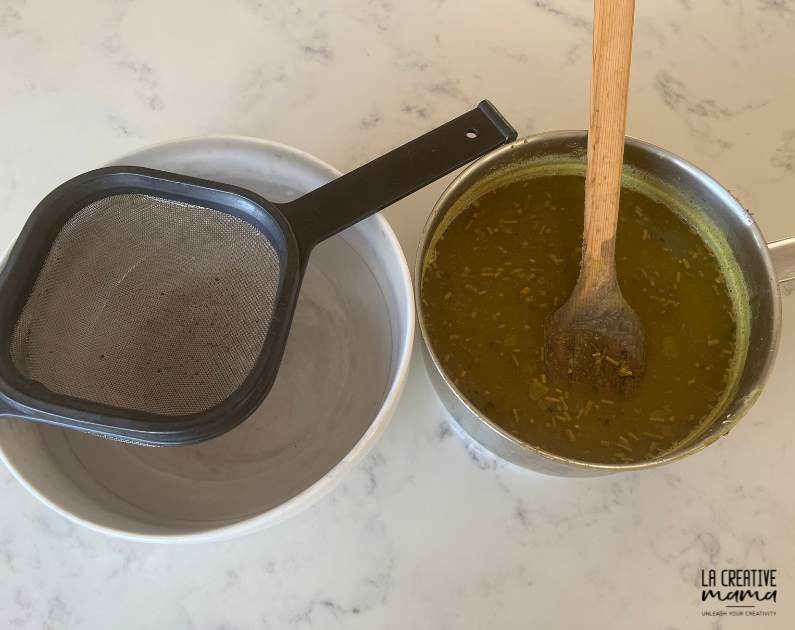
[10,194,280,416]
[0,101,516,445]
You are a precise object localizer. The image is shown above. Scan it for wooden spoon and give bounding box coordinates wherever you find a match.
[544,0,644,388]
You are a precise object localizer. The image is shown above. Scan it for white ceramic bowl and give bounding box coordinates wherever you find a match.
[0,137,414,542]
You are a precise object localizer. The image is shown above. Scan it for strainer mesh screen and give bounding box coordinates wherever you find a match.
[10,193,281,416]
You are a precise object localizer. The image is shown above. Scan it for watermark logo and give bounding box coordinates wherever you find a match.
[701,568,777,618]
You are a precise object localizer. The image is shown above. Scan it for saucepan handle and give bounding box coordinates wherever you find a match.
[768,237,795,285]
[280,100,517,252]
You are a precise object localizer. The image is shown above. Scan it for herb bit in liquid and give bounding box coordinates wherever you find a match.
[422,174,739,464]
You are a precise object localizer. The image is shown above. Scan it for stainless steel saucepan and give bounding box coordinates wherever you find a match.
[416,132,795,476]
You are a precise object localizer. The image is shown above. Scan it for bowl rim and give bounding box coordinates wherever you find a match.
[0,134,415,543]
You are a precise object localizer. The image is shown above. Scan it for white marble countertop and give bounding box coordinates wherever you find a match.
[1,0,794,628]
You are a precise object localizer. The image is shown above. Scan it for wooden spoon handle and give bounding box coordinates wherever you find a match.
[581,0,635,288]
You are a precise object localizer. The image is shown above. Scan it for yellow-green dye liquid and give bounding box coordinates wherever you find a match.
[422,173,741,464]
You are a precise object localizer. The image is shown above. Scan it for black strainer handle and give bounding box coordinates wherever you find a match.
[280,100,517,251]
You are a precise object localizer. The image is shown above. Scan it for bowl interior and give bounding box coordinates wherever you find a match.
[0,137,411,537]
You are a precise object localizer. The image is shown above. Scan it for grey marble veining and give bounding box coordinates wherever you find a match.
[1,0,794,628]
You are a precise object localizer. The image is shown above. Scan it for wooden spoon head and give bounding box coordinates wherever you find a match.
[544,282,645,391]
